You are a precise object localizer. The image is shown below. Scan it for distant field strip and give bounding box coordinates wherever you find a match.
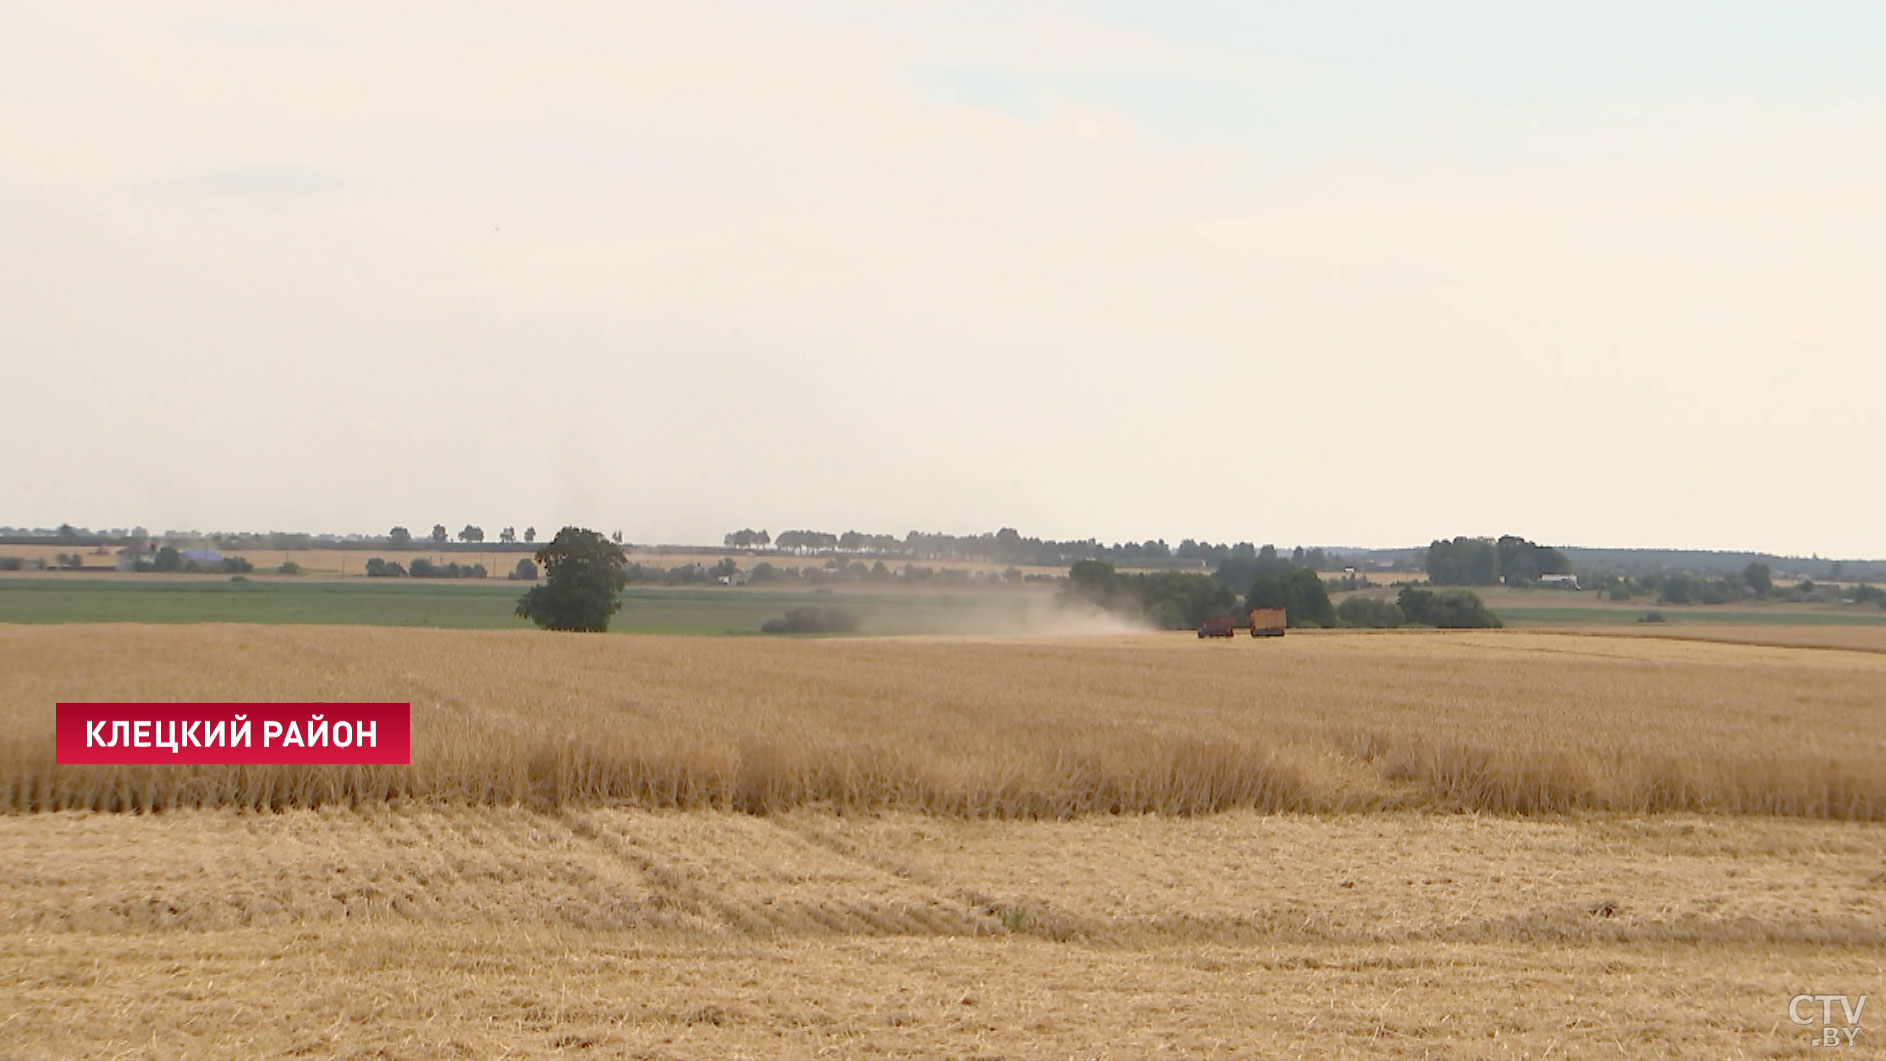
[1496,605,1886,626]
[4,625,1882,818]
[1559,623,1886,654]
[0,577,1058,635]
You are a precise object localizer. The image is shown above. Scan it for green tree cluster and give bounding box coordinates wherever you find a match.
[410,558,485,578]
[1060,560,1237,630]
[1244,566,1336,628]
[1336,596,1405,628]
[143,547,249,574]
[1425,535,1568,586]
[1212,546,1292,597]
[365,557,486,578]
[1742,562,1773,595]
[1396,587,1501,628]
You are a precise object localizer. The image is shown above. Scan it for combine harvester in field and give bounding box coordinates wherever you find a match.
[1197,607,1287,639]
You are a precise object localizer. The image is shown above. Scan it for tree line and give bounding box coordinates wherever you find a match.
[1593,562,1886,609]
[1425,535,1570,586]
[365,557,491,579]
[723,526,1356,570]
[1060,553,1500,631]
[387,525,537,547]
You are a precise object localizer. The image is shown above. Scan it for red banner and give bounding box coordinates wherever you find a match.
[56,703,411,765]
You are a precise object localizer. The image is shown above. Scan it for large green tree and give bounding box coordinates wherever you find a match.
[515,527,629,632]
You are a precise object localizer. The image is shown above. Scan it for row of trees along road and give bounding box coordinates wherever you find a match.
[721,526,1358,570]
[389,525,537,546]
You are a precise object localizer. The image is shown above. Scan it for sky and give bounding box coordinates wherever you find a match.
[2,2,1882,556]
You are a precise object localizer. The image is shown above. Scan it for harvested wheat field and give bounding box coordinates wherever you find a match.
[2,807,1883,1057]
[3,625,1884,1057]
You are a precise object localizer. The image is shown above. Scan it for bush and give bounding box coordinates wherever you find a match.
[0,557,21,571]
[1336,596,1405,628]
[1397,587,1501,628]
[222,557,254,574]
[276,561,302,575]
[410,559,486,579]
[1655,573,1744,605]
[1640,610,1667,624]
[760,606,861,635]
[510,557,539,581]
[365,557,406,578]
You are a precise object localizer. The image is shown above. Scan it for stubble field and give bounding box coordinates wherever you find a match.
[2,625,1883,1057]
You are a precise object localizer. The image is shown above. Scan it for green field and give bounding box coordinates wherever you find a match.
[1496,606,1886,626]
[1345,585,1886,629]
[0,578,1049,635]
[5,577,1883,635]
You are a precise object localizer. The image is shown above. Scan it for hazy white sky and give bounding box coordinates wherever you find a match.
[3,2,1882,555]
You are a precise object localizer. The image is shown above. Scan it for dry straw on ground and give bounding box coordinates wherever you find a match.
[3,624,1882,818]
[3,807,1882,1058]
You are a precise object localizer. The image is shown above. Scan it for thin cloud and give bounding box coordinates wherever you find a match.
[136,164,347,200]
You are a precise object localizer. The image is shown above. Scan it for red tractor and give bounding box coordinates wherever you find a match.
[1196,615,1239,638]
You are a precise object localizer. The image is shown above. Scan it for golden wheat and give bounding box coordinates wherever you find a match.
[3,625,1882,818]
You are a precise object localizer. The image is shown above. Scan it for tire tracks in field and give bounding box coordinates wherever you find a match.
[556,809,1006,939]
[554,809,775,936]
[772,816,1105,942]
